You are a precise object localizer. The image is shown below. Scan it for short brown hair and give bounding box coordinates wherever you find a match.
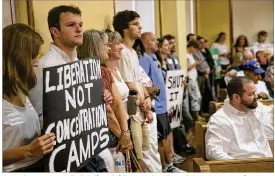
[113,10,140,38]
[227,76,252,100]
[3,23,44,97]
[48,5,81,40]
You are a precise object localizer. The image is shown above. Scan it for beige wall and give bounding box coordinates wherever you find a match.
[196,0,231,47]
[232,0,274,44]
[32,0,114,53]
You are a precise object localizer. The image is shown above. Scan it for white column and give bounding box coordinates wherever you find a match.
[114,0,135,13]
[135,0,155,34]
[114,0,155,34]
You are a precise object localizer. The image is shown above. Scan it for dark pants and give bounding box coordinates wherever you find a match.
[173,94,193,154]
[197,74,213,113]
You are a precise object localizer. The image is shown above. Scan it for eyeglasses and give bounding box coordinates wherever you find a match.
[129,22,141,27]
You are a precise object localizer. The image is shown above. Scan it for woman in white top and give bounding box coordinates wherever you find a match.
[105,31,130,112]
[212,32,230,70]
[3,24,55,172]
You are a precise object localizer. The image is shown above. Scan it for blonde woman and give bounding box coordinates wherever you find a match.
[3,23,55,172]
[77,29,132,172]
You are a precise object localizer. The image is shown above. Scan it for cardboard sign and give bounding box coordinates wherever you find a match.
[165,70,185,129]
[43,57,109,172]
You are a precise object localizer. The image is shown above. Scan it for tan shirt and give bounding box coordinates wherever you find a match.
[115,44,145,124]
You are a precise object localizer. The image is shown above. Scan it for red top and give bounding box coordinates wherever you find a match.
[101,66,114,93]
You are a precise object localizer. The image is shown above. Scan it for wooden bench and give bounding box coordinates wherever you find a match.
[209,99,274,116]
[195,120,208,159]
[194,120,274,172]
[193,157,274,172]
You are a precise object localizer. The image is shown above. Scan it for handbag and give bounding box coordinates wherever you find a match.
[128,150,143,172]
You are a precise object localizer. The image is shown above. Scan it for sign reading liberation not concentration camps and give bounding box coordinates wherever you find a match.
[43,57,109,172]
[165,70,185,129]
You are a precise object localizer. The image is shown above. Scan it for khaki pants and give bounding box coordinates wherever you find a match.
[130,117,149,160]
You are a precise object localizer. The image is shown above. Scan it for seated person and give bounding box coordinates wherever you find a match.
[225,60,271,99]
[265,66,274,99]
[206,76,273,160]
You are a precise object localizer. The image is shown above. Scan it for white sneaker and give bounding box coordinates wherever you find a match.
[173,153,186,161]
[165,165,186,173]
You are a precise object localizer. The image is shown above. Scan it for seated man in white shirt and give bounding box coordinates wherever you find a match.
[206,76,274,160]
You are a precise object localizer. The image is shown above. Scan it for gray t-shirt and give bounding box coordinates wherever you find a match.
[3,97,41,172]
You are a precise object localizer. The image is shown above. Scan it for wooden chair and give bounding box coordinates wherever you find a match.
[194,120,274,172]
[195,120,208,159]
[209,101,224,116]
[193,157,274,172]
[260,99,274,106]
[209,100,273,116]
[219,88,227,102]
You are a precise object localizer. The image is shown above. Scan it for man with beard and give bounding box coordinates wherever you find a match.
[205,76,274,160]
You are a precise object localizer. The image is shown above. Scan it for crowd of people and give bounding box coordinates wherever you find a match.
[2,4,274,173]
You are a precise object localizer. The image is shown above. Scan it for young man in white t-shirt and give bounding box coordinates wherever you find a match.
[28,5,113,172]
[113,10,154,172]
[187,40,202,122]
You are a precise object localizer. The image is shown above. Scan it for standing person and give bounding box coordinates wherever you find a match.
[197,36,216,108]
[232,35,249,68]
[132,37,163,172]
[155,38,170,79]
[186,33,197,42]
[3,23,55,172]
[113,10,153,171]
[253,30,269,47]
[212,32,230,70]
[28,5,113,172]
[140,32,185,172]
[193,40,211,116]
[77,29,133,172]
[186,40,202,122]
[163,34,195,156]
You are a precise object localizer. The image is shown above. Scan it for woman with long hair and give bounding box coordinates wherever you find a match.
[77,29,132,172]
[155,38,171,79]
[232,35,249,67]
[211,32,230,70]
[3,23,55,172]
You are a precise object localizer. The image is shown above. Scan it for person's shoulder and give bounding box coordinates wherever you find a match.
[140,53,151,61]
[257,80,266,85]
[2,99,18,117]
[38,49,60,68]
[209,107,232,126]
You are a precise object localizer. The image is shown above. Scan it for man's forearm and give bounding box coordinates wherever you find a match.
[206,146,234,160]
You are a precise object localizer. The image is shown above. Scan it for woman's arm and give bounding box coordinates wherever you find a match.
[110,83,132,152]
[111,83,128,132]
[3,146,29,166]
[106,104,122,138]
[3,133,55,166]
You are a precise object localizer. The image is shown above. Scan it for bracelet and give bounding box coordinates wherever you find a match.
[122,129,130,133]
[145,95,151,100]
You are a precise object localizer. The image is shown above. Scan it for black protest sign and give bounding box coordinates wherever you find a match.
[165,70,185,129]
[43,57,109,172]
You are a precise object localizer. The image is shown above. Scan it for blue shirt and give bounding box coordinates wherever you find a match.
[139,53,167,114]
